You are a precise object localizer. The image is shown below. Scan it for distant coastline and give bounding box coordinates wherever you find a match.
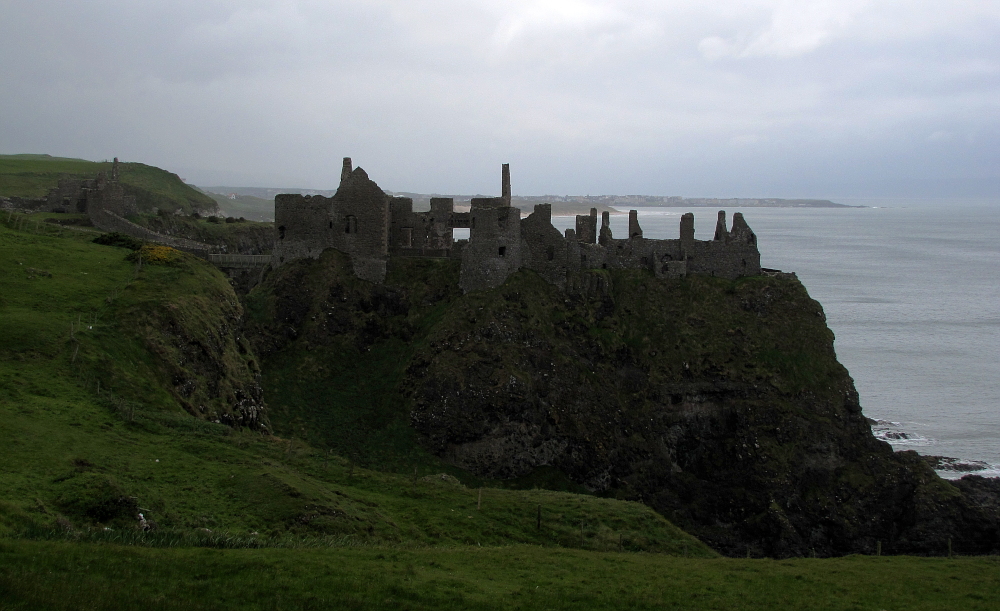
[199,185,862,220]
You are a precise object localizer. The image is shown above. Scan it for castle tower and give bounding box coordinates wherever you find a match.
[112,157,120,181]
[501,163,511,206]
[341,158,353,185]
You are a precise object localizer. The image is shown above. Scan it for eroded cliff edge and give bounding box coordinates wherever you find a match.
[246,250,999,557]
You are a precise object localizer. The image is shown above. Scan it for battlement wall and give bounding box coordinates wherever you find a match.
[271,160,762,292]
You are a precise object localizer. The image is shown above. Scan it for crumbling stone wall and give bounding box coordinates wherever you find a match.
[520,204,570,289]
[272,161,761,292]
[575,208,598,244]
[388,196,455,257]
[273,166,391,283]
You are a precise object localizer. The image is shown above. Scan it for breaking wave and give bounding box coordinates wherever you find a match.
[870,419,999,480]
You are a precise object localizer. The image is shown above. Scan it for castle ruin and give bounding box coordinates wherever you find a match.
[274,159,761,292]
[45,158,138,225]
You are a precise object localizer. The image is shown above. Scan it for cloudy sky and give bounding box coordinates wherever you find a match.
[2,0,998,198]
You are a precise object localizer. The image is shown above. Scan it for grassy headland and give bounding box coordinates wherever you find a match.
[0,154,217,215]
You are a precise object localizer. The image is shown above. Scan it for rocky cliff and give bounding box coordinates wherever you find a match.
[247,250,999,557]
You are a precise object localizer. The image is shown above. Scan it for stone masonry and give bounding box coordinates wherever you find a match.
[273,159,761,291]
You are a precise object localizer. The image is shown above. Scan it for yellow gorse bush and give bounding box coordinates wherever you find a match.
[126,244,181,265]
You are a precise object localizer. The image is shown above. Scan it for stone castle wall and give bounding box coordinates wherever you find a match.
[273,159,762,292]
[458,197,523,292]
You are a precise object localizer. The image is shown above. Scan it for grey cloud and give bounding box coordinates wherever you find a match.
[1,0,998,198]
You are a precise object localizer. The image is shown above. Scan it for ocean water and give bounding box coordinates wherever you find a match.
[542,203,1000,479]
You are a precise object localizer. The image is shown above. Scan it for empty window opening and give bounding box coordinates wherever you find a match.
[278,226,286,240]
[402,227,413,248]
[498,246,507,257]
[546,246,555,261]
[345,215,357,234]
[329,221,333,229]
[602,263,608,269]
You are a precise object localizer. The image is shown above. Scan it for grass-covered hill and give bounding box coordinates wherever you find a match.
[0,154,218,215]
[1,213,998,608]
[202,191,276,222]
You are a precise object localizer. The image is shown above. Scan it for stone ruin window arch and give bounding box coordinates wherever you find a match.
[498,246,507,257]
[345,215,358,234]
[278,226,286,240]
[546,245,555,261]
[402,227,413,248]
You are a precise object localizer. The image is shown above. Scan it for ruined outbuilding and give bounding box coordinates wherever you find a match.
[273,159,761,291]
[45,158,138,227]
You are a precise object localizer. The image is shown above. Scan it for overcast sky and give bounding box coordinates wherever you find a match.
[2,0,999,198]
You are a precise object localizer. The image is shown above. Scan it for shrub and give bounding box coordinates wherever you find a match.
[207,216,221,224]
[126,244,182,265]
[54,473,138,524]
[93,232,144,251]
[225,216,236,224]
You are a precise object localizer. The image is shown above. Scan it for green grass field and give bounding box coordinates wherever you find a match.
[1,541,997,610]
[0,154,216,214]
[1,211,998,609]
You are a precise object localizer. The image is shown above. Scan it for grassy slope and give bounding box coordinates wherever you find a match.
[1,217,996,608]
[1,541,997,610]
[0,154,216,214]
[0,213,705,553]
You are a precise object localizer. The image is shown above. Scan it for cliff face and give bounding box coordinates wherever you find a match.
[248,251,999,557]
[114,250,268,430]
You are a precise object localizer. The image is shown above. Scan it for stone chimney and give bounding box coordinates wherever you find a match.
[680,213,695,244]
[599,210,613,246]
[628,210,643,239]
[341,158,353,185]
[714,210,728,242]
[501,163,511,206]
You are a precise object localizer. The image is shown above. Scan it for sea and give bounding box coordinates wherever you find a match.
[516,200,1000,479]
